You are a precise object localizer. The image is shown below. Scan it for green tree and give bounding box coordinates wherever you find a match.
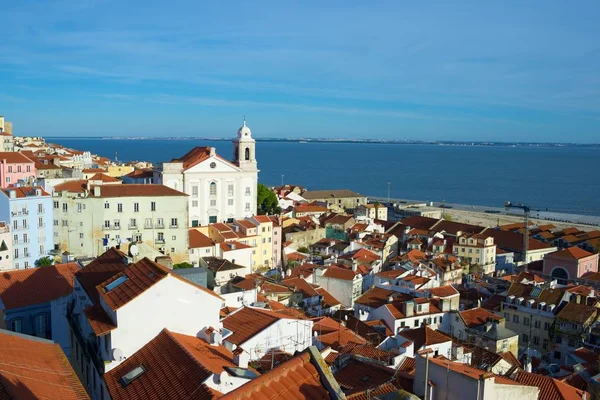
[297,246,310,254]
[35,256,54,267]
[173,262,193,269]
[257,183,281,215]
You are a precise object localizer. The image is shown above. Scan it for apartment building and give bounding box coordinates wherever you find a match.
[0,187,53,269]
[52,182,189,262]
[0,152,36,188]
[0,222,12,271]
[453,232,496,274]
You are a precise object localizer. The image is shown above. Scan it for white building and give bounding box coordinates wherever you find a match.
[68,252,224,399]
[222,306,313,361]
[52,182,189,262]
[0,187,54,269]
[156,120,258,226]
[313,266,363,308]
[0,222,13,271]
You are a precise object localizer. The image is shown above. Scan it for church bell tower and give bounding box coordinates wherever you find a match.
[233,119,257,171]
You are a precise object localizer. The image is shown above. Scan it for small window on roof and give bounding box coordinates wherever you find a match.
[360,375,371,382]
[105,275,128,292]
[119,365,146,387]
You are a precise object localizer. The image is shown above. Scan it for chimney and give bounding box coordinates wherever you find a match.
[9,190,16,199]
[209,147,216,157]
[93,186,101,197]
[230,243,236,250]
[233,347,249,369]
[352,260,358,271]
[387,295,394,304]
[403,300,415,317]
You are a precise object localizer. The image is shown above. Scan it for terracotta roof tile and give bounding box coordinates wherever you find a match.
[556,302,599,324]
[189,229,215,248]
[92,184,186,198]
[89,172,120,182]
[513,371,588,400]
[334,358,395,394]
[347,382,399,400]
[221,351,331,400]
[0,152,34,164]
[83,305,117,336]
[425,285,459,298]
[316,287,341,307]
[0,186,49,198]
[169,146,238,171]
[222,307,300,345]
[322,266,359,281]
[54,180,89,193]
[105,328,243,400]
[460,307,502,328]
[399,326,452,350]
[75,247,128,305]
[0,330,88,399]
[0,263,80,309]
[549,247,594,260]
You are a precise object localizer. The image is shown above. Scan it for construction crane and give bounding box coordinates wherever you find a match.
[504,201,531,272]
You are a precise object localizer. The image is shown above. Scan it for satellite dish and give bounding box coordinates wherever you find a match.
[219,371,230,385]
[130,244,139,257]
[112,348,123,361]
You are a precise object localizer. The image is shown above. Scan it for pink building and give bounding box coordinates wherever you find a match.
[543,246,599,280]
[0,152,36,189]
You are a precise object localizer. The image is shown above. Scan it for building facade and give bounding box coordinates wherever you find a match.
[52,183,189,262]
[156,121,258,226]
[0,187,53,269]
[0,152,36,188]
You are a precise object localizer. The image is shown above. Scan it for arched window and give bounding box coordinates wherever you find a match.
[551,267,569,283]
[210,182,217,196]
[245,147,250,161]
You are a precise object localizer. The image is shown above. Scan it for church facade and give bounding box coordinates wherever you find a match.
[156,121,258,226]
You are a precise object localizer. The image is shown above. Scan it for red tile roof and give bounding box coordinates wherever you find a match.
[347,382,399,400]
[54,179,89,193]
[75,247,128,305]
[170,146,237,170]
[322,266,359,281]
[105,328,242,400]
[316,287,341,307]
[83,304,117,336]
[188,229,215,248]
[549,247,594,260]
[92,184,186,198]
[460,307,502,328]
[282,277,320,298]
[513,371,588,400]
[425,285,459,298]
[334,358,395,394]
[89,172,120,182]
[222,307,300,345]
[556,302,598,324]
[289,263,320,279]
[0,186,49,198]
[399,326,452,350]
[0,263,80,309]
[0,152,34,164]
[0,330,88,399]
[221,351,332,400]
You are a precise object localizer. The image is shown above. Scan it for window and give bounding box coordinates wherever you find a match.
[170,218,178,228]
[35,314,49,338]
[533,336,540,345]
[105,202,110,209]
[38,203,43,214]
[24,261,29,268]
[38,217,43,227]
[134,233,142,242]
[7,166,12,173]
[192,200,198,207]
[134,203,139,212]
[12,220,17,230]
[524,317,530,326]
[130,219,137,228]
[53,201,59,209]
[9,319,22,333]
[523,334,528,343]
[245,187,251,196]
[117,203,123,213]
[228,184,234,197]
[245,202,250,211]
[13,234,17,244]
[114,220,121,229]
[157,232,164,241]
[17,165,21,173]
[22,220,27,229]
[503,313,509,320]
[228,199,234,206]
[156,218,164,228]
[14,249,18,259]
[543,339,549,349]
[210,200,216,207]
[23,233,28,243]
[105,276,128,292]
[119,366,146,387]
[191,220,199,227]
[53,219,58,226]
[414,319,418,327]
[209,216,217,224]
[513,315,519,323]
[105,220,110,228]
[79,233,84,239]
[77,203,82,213]
[534,320,541,329]
[62,203,68,212]
[171,236,176,241]
[210,182,217,196]
[151,202,156,211]
[145,218,152,228]
[192,186,198,196]
[544,322,550,331]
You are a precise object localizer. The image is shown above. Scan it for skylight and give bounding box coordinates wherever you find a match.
[105,275,128,292]
[119,365,146,387]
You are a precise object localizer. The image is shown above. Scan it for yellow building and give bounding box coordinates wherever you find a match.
[453,232,496,274]
[107,164,134,178]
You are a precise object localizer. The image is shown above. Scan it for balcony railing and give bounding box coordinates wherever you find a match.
[155,238,165,244]
[155,223,165,229]
[128,225,137,230]
[169,224,178,229]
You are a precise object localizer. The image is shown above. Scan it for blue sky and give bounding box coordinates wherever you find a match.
[1,1,600,142]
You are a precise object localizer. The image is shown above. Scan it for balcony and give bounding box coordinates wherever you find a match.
[113,225,121,230]
[155,223,165,229]
[155,238,165,244]
[128,225,138,230]
[103,225,112,231]
[144,224,153,229]
[169,224,178,229]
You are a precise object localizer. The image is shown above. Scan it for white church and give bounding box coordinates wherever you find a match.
[155,120,258,226]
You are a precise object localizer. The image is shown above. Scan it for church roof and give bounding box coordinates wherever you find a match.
[170,147,238,171]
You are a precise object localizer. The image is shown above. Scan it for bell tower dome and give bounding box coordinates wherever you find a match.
[233,119,257,171]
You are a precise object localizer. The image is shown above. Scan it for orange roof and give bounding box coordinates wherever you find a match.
[334,358,395,394]
[82,168,106,173]
[460,307,502,328]
[221,351,331,400]
[426,356,514,385]
[295,204,328,213]
[92,184,186,198]
[105,328,244,400]
[556,302,598,324]
[0,330,89,399]
[286,252,309,261]
[0,263,80,309]
[188,229,215,248]
[253,215,273,224]
[282,277,320,298]
[317,329,366,350]
[220,241,252,251]
[171,146,214,170]
[89,172,120,182]
[0,151,34,164]
[222,307,301,345]
[316,287,341,307]
[399,326,451,350]
[0,186,49,198]
[83,304,117,336]
[513,371,588,400]
[425,285,459,298]
[75,247,128,305]
[322,266,359,281]
[549,247,594,260]
[54,180,89,193]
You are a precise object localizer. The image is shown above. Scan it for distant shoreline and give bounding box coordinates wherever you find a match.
[43,136,600,148]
